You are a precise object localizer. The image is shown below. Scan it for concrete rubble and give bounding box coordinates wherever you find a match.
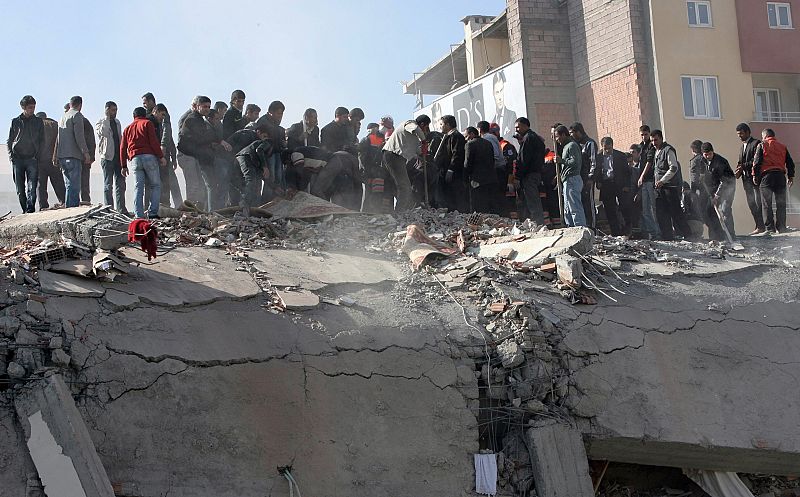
[0,205,798,496]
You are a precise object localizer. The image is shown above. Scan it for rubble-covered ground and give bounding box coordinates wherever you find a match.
[0,202,798,497]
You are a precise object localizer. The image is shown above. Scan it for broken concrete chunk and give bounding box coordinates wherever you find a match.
[38,271,105,298]
[7,361,26,378]
[337,296,356,307]
[497,340,525,368]
[555,254,582,288]
[276,289,320,310]
[26,299,46,319]
[103,289,140,309]
[0,315,21,337]
[51,349,71,368]
[48,336,63,349]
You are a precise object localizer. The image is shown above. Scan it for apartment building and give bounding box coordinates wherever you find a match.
[404,0,800,231]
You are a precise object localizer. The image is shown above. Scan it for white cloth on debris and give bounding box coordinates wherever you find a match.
[474,453,498,496]
[684,469,756,497]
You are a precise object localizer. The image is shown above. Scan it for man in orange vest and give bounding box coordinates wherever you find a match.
[753,128,795,234]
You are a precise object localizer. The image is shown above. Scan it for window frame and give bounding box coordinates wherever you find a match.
[753,87,782,121]
[767,2,794,29]
[681,75,722,120]
[687,0,713,28]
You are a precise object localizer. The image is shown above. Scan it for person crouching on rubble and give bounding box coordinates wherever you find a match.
[700,142,736,240]
[120,107,166,219]
[235,136,274,215]
[310,146,362,211]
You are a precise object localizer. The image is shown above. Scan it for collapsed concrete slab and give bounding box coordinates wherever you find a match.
[470,227,592,265]
[0,206,128,250]
[14,374,115,497]
[39,271,105,298]
[526,424,594,497]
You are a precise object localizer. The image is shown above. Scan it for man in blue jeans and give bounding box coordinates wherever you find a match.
[7,95,44,213]
[95,101,127,214]
[57,96,92,208]
[554,125,586,227]
[120,107,165,218]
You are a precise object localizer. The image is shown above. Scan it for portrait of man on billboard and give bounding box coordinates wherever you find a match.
[491,70,518,141]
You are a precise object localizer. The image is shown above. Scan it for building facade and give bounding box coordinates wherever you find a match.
[404,0,800,231]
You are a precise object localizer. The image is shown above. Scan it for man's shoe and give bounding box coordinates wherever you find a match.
[748,228,766,236]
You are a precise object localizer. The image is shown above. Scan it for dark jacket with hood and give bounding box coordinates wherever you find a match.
[7,113,44,161]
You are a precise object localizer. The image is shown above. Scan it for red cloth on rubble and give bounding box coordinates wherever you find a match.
[128,219,158,260]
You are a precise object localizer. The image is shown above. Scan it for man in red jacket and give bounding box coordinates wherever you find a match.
[753,128,795,234]
[120,107,165,218]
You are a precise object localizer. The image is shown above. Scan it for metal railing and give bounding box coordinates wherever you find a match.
[753,111,800,123]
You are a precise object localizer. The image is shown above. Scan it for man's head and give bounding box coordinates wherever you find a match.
[255,123,271,140]
[554,125,570,145]
[19,95,36,117]
[366,122,380,133]
[762,128,776,139]
[196,96,212,116]
[551,122,563,141]
[268,101,285,124]
[736,122,751,142]
[476,121,490,135]
[515,117,531,137]
[70,96,83,111]
[629,144,641,162]
[600,136,613,154]
[35,112,47,119]
[207,108,221,125]
[303,108,318,128]
[701,142,715,161]
[568,122,586,142]
[214,101,229,116]
[690,139,703,155]
[650,129,664,148]
[350,107,364,135]
[639,124,651,143]
[154,103,168,122]
[142,92,156,112]
[465,126,479,140]
[105,101,118,119]
[440,115,457,134]
[493,71,506,110]
[380,115,394,129]
[489,123,501,138]
[230,89,246,111]
[133,107,147,119]
[334,106,350,124]
[415,114,431,135]
[244,104,261,122]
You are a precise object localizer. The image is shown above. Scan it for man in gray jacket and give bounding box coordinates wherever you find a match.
[382,114,430,211]
[95,101,126,213]
[57,96,91,208]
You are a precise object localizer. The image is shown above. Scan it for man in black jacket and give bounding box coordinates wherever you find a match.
[311,150,362,210]
[735,123,765,235]
[592,137,632,236]
[569,122,598,229]
[464,127,498,214]
[514,117,546,224]
[701,142,736,239]
[178,95,231,210]
[286,108,320,150]
[7,95,44,213]
[320,107,355,153]
[236,138,274,211]
[433,115,467,212]
[222,90,246,140]
[689,140,722,240]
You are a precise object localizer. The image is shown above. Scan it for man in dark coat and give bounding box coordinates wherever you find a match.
[591,137,633,236]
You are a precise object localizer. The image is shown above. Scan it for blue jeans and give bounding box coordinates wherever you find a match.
[60,158,82,208]
[563,175,586,227]
[640,181,660,237]
[131,154,161,218]
[101,159,127,212]
[12,157,38,213]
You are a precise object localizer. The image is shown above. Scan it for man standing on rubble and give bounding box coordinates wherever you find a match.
[7,95,44,213]
[514,117,546,225]
[636,125,660,239]
[554,125,585,227]
[569,123,597,229]
[286,108,320,150]
[235,136,274,213]
[254,101,287,201]
[360,123,392,213]
[120,107,165,219]
[222,90,247,140]
[736,123,766,235]
[321,107,355,153]
[689,140,722,240]
[652,130,693,241]
[57,96,92,208]
[754,128,795,234]
[35,112,66,210]
[382,114,430,211]
[434,115,467,212]
[591,137,632,236]
[464,126,498,214]
[700,142,737,239]
[95,101,127,214]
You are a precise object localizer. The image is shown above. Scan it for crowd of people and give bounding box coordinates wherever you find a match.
[5,92,795,239]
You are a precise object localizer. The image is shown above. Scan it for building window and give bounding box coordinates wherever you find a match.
[687,1,713,27]
[767,2,793,29]
[681,76,721,119]
[754,88,782,121]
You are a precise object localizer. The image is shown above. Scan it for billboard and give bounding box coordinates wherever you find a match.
[416,60,526,143]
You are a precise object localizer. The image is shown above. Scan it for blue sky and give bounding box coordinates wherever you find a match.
[2,0,506,172]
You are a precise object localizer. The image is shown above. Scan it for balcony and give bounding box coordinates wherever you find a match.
[753,111,800,123]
